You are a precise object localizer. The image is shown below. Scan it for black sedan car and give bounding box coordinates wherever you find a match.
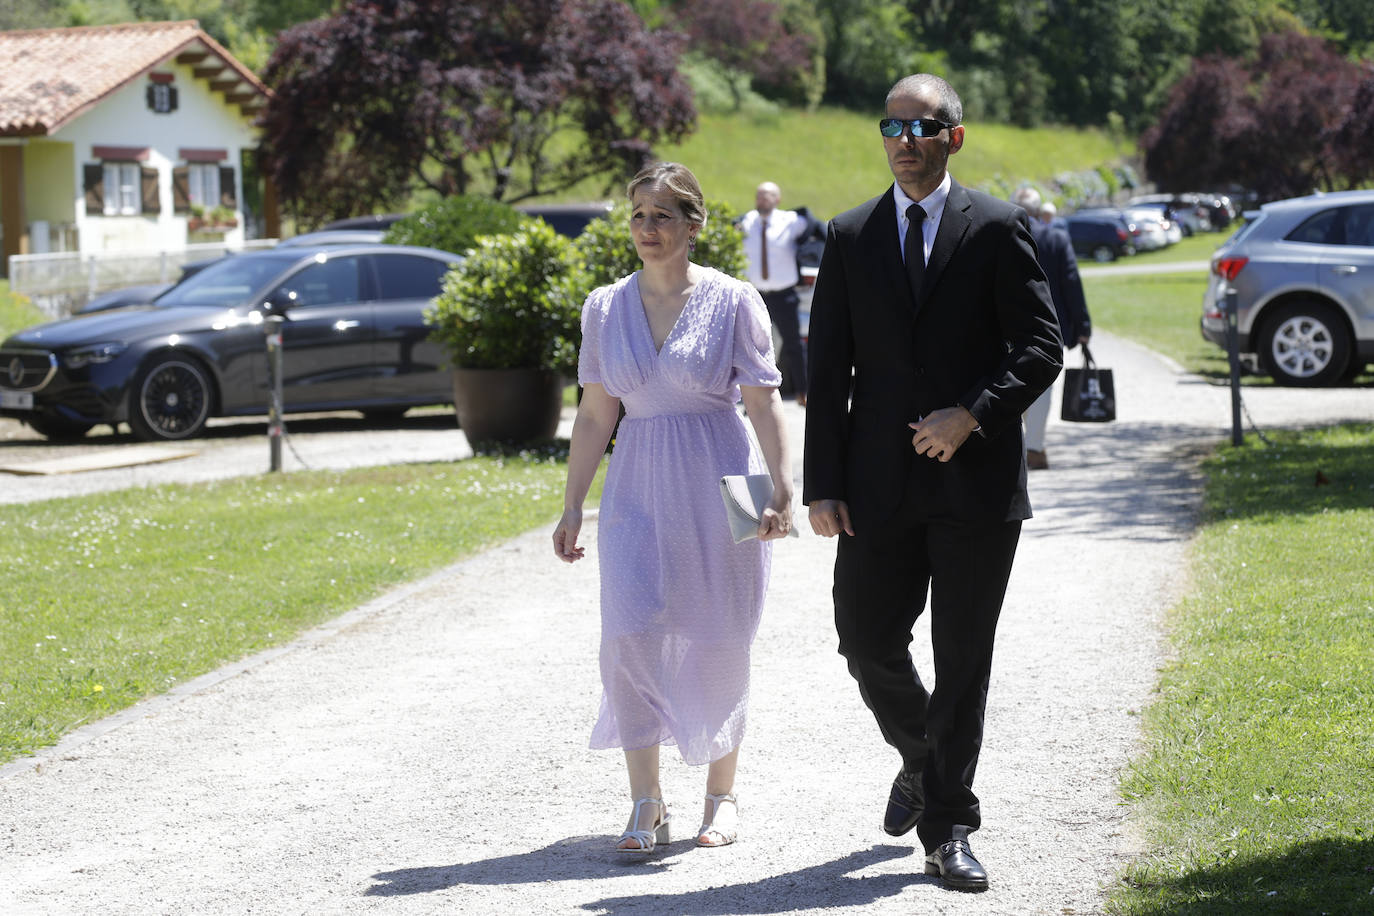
[0,245,461,441]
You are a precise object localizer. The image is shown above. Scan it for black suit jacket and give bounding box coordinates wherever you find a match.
[803,180,1063,527]
[1028,219,1091,347]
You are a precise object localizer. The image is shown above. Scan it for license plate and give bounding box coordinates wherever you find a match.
[0,387,33,410]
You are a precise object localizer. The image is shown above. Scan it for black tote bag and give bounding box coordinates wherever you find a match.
[1061,344,1116,422]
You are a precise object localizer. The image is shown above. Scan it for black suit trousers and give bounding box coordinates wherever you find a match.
[833,469,1021,853]
[760,287,806,397]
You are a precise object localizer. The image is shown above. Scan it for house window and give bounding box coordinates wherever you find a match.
[102,162,140,216]
[187,163,221,209]
[148,83,176,114]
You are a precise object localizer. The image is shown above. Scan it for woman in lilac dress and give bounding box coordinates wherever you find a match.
[553,162,794,854]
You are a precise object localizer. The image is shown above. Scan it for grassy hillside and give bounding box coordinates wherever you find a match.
[553,106,1135,219]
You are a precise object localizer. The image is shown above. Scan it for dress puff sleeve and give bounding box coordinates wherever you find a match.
[729,280,783,390]
[577,284,611,388]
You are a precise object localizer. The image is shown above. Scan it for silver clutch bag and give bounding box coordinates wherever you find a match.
[719,474,798,544]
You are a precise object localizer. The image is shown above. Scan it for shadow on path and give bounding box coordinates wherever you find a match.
[367,842,918,913]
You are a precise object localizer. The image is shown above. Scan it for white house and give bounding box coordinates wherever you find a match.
[0,20,280,277]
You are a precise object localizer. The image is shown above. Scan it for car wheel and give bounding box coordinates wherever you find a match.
[1258,301,1352,387]
[1091,245,1115,262]
[25,415,95,440]
[128,354,214,440]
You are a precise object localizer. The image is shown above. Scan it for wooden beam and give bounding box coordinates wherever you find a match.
[210,80,240,95]
[1,146,27,273]
[263,173,280,241]
[176,52,208,65]
[194,66,226,81]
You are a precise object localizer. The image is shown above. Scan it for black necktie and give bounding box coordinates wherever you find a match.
[904,203,926,301]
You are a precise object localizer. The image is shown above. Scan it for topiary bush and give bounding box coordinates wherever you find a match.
[424,220,580,374]
[384,194,527,255]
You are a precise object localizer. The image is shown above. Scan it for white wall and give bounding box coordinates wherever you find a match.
[53,57,259,255]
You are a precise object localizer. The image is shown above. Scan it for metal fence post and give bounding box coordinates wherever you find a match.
[265,314,285,472]
[1225,286,1243,446]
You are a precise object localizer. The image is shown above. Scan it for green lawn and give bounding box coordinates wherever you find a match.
[552,105,1133,219]
[0,451,603,763]
[1082,271,1226,377]
[1110,423,1374,914]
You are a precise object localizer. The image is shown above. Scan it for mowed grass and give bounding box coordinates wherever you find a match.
[0,281,46,339]
[0,452,602,763]
[1110,423,1374,914]
[1082,270,1227,378]
[555,106,1133,218]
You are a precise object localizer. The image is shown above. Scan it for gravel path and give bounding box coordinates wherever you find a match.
[1,331,1369,915]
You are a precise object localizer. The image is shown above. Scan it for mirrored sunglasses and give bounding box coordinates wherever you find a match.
[879,117,955,139]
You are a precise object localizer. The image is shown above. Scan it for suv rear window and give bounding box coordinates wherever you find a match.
[1285,204,1374,246]
[1286,208,1341,244]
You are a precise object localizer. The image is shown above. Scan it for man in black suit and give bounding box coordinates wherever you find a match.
[803,74,1063,892]
[1011,185,1092,470]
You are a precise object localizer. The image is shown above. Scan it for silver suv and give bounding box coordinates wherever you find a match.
[1201,189,1374,385]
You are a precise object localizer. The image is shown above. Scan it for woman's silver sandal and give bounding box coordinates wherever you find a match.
[617,797,670,854]
[696,792,739,847]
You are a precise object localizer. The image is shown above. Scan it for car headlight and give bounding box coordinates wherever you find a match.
[62,342,128,369]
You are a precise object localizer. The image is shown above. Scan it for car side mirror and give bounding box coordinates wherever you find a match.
[263,289,298,315]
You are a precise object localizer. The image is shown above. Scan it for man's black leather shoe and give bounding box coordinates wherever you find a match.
[923,838,989,891]
[882,768,923,836]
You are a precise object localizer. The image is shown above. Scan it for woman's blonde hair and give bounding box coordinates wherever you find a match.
[626,161,707,230]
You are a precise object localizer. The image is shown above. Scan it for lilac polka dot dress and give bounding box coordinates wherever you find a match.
[578,267,782,765]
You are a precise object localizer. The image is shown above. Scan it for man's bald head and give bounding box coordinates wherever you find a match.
[755,182,781,215]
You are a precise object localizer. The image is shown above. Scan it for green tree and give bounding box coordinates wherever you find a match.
[258,0,696,223]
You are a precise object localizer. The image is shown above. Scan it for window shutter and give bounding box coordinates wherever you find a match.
[169,86,179,112]
[140,167,160,215]
[172,166,191,213]
[219,166,237,208]
[83,164,104,213]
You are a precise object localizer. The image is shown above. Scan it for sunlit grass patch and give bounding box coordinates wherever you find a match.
[0,448,601,763]
[1111,424,1374,914]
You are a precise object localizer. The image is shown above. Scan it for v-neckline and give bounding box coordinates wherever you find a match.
[634,270,702,356]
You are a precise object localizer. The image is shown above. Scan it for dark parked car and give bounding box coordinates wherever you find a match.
[75,255,225,314]
[516,201,614,238]
[0,244,462,440]
[1200,189,1374,386]
[320,213,407,231]
[1064,214,1134,262]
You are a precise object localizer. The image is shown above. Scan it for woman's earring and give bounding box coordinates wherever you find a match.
[689,235,697,253]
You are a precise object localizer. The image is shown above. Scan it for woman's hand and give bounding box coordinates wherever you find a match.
[757,490,794,541]
[553,507,585,563]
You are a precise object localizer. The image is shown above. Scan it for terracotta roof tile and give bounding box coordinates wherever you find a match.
[0,20,267,137]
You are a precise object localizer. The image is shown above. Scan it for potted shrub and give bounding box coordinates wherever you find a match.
[425,219,579,444]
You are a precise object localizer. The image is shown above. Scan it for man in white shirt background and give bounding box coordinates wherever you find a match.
[740,181,811,406]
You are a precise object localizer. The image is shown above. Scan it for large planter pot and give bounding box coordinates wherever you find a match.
[451,367,563,444]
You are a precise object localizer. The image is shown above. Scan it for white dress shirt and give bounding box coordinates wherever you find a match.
[740,208,809,292]
[893,172,952,267]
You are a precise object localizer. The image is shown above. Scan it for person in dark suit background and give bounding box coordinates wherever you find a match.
[1011,186,1091,470]
[803,74,1062,892]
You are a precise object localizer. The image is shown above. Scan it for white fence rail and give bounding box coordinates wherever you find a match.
[7,241,278,317]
